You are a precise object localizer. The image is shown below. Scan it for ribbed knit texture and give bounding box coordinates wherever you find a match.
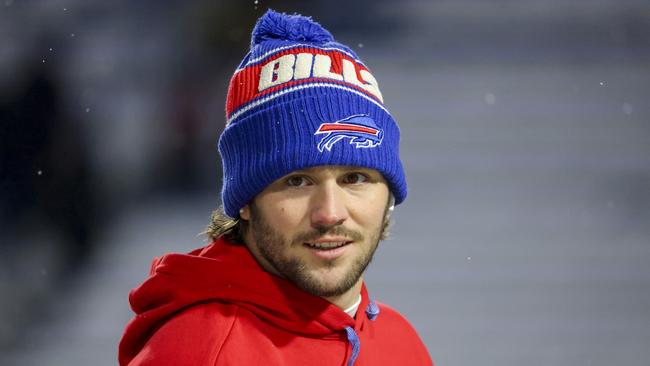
[218,9,407,217]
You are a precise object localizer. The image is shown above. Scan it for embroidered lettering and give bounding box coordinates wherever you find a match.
[256,52,383,102]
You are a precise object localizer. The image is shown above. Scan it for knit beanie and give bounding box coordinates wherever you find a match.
[218,9,407,218]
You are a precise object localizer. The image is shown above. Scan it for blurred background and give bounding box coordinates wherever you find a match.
[1,0,649,365]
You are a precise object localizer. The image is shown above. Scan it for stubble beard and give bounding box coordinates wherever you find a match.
[249,204,383,298]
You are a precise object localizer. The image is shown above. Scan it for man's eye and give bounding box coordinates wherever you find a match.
[342,172,368,184]
[286,176,309,187]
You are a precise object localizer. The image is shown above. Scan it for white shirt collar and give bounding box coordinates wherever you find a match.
[343,294,362,317]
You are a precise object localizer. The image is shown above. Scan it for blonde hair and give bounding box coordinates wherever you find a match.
[204,206,247,243]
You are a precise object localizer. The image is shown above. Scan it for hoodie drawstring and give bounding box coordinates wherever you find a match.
[344,326,360,366]
[344,299,380,365]
[365,300,380,321]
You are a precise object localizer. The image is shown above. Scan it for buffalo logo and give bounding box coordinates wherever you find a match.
[315,114,384,152]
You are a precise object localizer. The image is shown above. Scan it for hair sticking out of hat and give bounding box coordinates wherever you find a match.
[251,9,334,47]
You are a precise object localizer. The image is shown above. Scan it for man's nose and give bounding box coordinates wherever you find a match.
[310,182,349,228]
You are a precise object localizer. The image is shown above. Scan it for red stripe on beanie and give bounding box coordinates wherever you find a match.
[226,48,377,119]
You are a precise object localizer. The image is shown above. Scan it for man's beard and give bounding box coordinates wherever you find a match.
[249,203,384,298]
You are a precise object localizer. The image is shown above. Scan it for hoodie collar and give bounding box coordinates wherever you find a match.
[125,238,372,339]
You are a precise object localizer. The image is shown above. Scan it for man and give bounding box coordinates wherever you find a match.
[119,9,433,366]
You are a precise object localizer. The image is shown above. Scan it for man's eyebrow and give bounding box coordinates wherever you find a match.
[285,170,310,175]
[285,166,376,176]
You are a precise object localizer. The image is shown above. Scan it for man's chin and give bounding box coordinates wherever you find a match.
[292,268,359,298]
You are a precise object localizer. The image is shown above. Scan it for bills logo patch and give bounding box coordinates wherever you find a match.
[315,114,384,152]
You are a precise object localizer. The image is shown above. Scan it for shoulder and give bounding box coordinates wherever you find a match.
[127,302,239,366]
[375,302,420,333]
[364,302,434,365]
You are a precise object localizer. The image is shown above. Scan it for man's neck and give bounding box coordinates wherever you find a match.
[324,280,363,311]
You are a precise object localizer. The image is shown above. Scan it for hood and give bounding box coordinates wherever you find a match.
[119,238,372,365]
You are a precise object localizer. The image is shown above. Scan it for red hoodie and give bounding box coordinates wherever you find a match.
[119,238,433,366]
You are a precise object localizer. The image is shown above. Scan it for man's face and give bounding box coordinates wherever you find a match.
[240,165,391,298]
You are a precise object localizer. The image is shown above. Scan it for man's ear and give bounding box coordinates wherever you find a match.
[385,194,395,221]
[239,205,251,221]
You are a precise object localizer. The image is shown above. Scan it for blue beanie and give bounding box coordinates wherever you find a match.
[218,9,407,218]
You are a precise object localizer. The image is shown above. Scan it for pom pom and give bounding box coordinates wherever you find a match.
[251,9,334,47]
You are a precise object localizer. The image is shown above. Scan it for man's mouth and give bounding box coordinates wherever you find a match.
[303,241,351,250]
